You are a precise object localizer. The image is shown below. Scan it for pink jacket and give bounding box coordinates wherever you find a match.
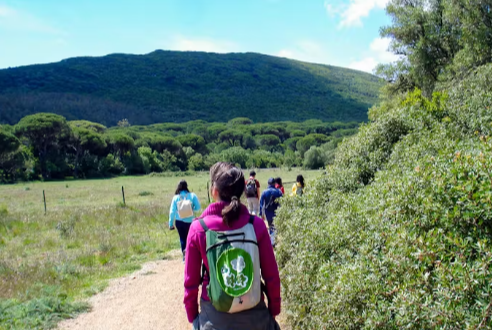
[184,202,281,323]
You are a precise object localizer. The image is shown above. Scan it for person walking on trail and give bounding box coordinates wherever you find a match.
[169,180,201,261]
[259,178,283,247]
[274,177,285,195]
[290,174,305,197]
[184,162,281,330]
[245,170,261,215]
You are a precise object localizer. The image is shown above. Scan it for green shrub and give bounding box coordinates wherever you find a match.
[277,66,492,329]
[0,290,89,330]
[445,64,492,136]
[188,153,206,171]
[303,146,324,169]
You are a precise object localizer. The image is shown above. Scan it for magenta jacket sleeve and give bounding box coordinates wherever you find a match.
[183,224,202,323]
[256,221,282,316]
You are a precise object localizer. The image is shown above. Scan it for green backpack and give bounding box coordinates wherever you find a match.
[199,215,261,313]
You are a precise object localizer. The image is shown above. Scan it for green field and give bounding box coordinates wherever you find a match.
[0,169,320,329]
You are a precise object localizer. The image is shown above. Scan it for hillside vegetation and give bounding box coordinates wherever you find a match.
[0,51,383,126]
[277,1,492,329]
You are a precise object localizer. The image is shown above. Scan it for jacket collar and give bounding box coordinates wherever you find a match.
[201,201,249,218]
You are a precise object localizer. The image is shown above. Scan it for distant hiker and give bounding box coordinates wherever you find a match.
[245,170,261,215]
[291,174,305,197]
[169,180,201,261]
[259,178,283,247]
[184,162,281,330]
[274,177,285,195]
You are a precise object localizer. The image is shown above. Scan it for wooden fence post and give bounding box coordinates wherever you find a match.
[43,190,47,214]
[207,181,210,203]
[122,186,126,206]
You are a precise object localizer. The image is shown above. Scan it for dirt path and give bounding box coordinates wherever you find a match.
[58,250,288,330]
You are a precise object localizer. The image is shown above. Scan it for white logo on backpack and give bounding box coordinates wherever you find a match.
[177,194,194,219]
[225,224,261,313]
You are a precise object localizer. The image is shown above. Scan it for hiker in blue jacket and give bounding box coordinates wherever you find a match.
[169,180,201,261]
[259,178,283,246]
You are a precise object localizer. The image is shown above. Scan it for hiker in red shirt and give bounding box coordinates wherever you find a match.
[274,177,285,195]
[184,162,281,330]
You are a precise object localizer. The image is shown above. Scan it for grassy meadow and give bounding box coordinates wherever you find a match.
[0,168,320,329]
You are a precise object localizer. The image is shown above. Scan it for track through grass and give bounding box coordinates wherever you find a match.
[0,169,319,329]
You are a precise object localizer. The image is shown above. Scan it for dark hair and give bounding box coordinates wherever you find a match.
[175,180,189,195]
[275,177,283,187]
[296,175,305,188]
[211,162,245,226]
[250,170,256,177]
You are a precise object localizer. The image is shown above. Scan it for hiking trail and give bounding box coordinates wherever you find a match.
[57,250,288,330]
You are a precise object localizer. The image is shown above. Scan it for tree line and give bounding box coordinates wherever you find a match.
[0,114,358,182]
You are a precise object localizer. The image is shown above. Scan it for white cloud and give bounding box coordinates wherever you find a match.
[369,37,397,62]
[348,37,399,72]
[0,4,64,34]
[348,57,379,72]
[277,49,295,59]
[167,36,239,53]
[324,2,344,17]
[276,40,331,65]
[325,0,390,28]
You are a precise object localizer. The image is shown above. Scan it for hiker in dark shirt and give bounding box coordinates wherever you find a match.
[259,178,283,246]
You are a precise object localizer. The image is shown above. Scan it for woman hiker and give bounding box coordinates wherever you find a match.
[184,162,281,330]
[290,174,305,197]
[169,180,201,261]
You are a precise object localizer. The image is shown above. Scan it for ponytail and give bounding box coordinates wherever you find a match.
[222,196,241,227]
[210,162,246,227]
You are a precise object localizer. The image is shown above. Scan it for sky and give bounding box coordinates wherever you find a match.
[0,0,398,73]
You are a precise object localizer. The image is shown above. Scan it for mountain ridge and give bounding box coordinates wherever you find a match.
[0,50,384,126]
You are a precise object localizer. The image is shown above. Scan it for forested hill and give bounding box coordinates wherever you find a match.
[0,51,383,126]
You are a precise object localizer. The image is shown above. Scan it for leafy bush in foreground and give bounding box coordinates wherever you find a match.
[276,65,492,329]
[0,291,88,330]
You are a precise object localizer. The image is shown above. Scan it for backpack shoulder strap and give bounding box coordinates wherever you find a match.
[199,218,209,232]
[198,217,209,284]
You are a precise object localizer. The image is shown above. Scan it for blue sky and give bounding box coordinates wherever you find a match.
[0,0,396,72]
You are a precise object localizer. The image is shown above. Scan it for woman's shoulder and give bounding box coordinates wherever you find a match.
[190,218,203,229]
[189,217,209,234]
[251,215,267,234]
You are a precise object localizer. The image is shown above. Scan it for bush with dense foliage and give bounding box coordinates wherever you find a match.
[276,65,492,329]
[276,0,492,322]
